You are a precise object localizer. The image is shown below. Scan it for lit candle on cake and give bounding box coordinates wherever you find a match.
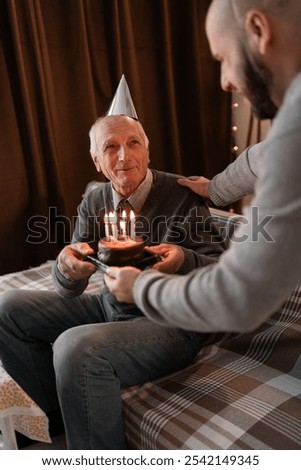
[130,210,136,240]
[104,213,110,239]
[120,210,127,238]
[109,211,118,239]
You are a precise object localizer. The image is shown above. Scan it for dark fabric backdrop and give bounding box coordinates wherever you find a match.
[0,0,231,275]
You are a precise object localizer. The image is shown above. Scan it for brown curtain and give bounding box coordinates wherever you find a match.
[0,0,231,275]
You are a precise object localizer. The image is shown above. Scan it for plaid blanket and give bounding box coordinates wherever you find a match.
[1,241,301,449]
[0,261,104,294]
[122,286,301,450]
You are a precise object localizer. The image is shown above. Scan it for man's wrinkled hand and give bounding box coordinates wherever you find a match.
[104,266,141,303]
[145,244,184,274]
[57,243,97,281]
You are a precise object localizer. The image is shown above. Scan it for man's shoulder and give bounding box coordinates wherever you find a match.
[153,169,184,182]
[151,169,208,205]
[152,169,195,193]
[152,169,188,192]
[84,180,109,193]
[81,180,110,205]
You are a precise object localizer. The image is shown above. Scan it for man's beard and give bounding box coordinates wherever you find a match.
[242,47,278,120]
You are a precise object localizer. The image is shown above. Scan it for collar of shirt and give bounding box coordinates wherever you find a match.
[111,168,153,212]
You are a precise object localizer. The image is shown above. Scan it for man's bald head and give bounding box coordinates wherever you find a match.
[231,0,297,20]
[207,0,301,30]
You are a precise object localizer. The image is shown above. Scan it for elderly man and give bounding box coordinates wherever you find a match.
[0,78,224,449]
[106,0,301,334]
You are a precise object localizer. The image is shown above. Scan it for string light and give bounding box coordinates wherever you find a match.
[231,101,239,158]
[229,98,240,213]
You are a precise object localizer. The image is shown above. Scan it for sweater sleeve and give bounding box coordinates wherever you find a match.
[208,141,265,206]
[52,261,89,298]
[133,90,301,333]
[51,187,105,298]
[178,247,219,274]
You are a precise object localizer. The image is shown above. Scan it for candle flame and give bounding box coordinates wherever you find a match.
[130,210,135,220]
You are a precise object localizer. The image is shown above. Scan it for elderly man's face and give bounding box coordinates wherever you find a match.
[92,116,150,197]
[205,3,278,120]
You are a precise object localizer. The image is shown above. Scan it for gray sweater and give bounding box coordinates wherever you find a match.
[208,141,265,206]
[52,170,225,316]
[134,72,301,333]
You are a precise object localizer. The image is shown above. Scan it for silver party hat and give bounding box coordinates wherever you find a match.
[106,74,138,120]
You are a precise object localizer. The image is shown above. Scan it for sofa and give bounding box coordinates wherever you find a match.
[0,208,300,450]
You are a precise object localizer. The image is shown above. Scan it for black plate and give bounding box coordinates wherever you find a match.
[84,251,162,273]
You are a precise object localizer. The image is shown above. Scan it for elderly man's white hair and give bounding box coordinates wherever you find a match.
[89,115,149,158]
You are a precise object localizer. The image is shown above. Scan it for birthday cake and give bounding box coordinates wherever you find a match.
[98,236,145,266]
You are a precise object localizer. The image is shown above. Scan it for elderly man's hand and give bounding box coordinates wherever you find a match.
[105,266,141,303]
[58,243,97,281]
[177,176,211,198]
[145,244,185,273]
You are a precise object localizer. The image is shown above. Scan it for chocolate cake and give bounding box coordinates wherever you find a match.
[97,236,145,266]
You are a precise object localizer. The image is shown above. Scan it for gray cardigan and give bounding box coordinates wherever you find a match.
[52,170,225,315]
[134,72,301,333]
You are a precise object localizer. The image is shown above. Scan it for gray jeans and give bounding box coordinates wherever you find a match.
[0,289,204,449]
